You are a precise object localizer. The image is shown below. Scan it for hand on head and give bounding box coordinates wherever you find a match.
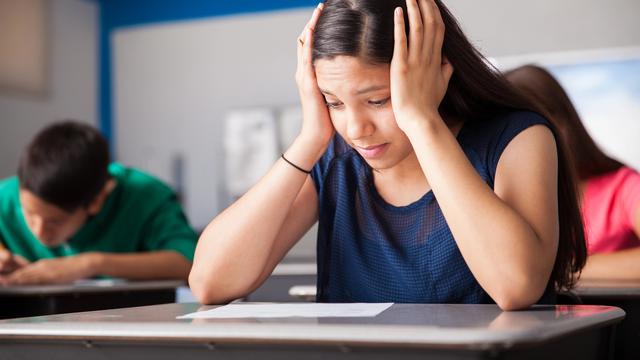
[390,0,454,132]
[295,3,335,151]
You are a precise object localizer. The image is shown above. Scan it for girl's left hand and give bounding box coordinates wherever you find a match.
[390,0,454,132]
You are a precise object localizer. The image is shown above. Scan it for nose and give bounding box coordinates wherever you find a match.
[345,108,374,140]
[29,217,48,241]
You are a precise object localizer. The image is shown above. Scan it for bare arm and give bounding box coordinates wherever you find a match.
[392,1,558,310]
[189,4,332,304]
[0,250,192,285]
[408,122,559,310]
[89,250,192,280]
[580,204,640,280]
[189,150,321,304]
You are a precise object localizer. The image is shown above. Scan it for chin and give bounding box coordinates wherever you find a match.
[364,158,395,171]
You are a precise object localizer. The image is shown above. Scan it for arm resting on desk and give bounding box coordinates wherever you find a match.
[0,251,191,285]
[580,247,640,280]
[88,250,191,280]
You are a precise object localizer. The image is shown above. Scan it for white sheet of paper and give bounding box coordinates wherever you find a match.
[177,303,393,319]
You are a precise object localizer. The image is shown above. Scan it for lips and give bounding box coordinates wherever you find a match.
[356,143,388,159]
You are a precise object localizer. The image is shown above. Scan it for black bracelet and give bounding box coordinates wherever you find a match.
[281,153,311,174]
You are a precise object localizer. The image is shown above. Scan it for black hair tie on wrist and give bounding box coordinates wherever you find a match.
[281,154,311,174]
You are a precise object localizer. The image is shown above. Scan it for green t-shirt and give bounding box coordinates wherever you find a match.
[0,163,197,262]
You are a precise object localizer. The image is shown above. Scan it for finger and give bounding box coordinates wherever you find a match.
[0,250,14,273]
[14,255,29,267]
[0,249,10,262]
[308,3,323,32]
[297,5,323,80]
[431,0,447,62]
[392,7,408,64]
[302,28,315,78]
[418,0,435,60]
[422,0,445,63]
[298,3,323,46]
[405,0,423,61]
[298,8,318,67]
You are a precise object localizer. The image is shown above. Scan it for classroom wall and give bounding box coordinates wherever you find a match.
[111,0,639,256]
[0,0,97,178]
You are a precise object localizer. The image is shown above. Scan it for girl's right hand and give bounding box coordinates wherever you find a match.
[295,3,334,154]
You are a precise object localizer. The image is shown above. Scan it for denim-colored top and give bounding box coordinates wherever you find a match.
[311,111,555,304]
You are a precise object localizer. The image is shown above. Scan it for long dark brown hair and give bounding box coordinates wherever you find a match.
[505,65,624,180]
[312,0,586,291]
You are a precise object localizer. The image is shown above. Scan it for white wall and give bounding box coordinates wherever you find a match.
[114,10,305,230]
[445,0,640,56]
[113,0,640,256]
[0,0,97,178]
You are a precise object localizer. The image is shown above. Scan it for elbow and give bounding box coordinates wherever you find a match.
[494,294,535,311]
[188,269,227,304]
[188,265,251,305]
[188,270,216,304]
[490,276,547,311]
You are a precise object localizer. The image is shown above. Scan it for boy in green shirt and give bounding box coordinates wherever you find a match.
[0,121,198,285]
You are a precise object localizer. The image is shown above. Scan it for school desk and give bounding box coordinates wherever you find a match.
[245,261,316,302]
[561,279,640,360]
[0,279,184,319]
[0,303,624,360]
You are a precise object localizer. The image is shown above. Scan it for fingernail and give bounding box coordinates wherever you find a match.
[395,7,402,16]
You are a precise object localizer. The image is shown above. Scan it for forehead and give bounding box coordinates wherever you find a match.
[315,56,390,94]
[19,189,71,218]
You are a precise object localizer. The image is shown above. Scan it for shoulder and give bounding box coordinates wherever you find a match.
[588,167,639,191]
[461,110,552,157]
[461,111,553,183]
[589,167,640,207]
[0,176,20,211]
[0,176,19,195]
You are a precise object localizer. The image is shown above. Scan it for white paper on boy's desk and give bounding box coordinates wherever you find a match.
[177,303,393,319]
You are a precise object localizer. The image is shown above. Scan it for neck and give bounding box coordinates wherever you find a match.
[372,118,464,206]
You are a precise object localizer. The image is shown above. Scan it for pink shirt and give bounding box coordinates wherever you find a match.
[582,166,640,254]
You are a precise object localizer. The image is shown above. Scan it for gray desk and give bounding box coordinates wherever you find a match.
[246,262,316,302]
[561,279,640,360]
[0,303,624,360]
[0,279,184,319]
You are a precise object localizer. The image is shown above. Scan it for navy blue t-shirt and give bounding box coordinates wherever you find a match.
[310,111,555,304]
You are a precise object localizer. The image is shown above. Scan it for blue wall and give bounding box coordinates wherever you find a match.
[97,0,317,153]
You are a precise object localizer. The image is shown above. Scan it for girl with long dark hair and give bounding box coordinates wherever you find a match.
[506,64,640,280]
[190,0,587,310]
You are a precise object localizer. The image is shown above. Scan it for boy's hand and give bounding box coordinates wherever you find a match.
[0,253,98,286]
[0,249,29,274]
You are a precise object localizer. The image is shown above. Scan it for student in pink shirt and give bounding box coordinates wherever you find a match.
[506,65,640,280]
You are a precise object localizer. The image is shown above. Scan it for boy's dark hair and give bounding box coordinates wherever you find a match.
[17,121,111,212]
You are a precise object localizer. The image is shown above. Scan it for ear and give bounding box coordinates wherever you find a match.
[86,179,116,216]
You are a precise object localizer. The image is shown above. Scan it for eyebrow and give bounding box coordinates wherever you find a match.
[320,85,388,96]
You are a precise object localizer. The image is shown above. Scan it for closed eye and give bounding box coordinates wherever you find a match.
[325,101,344,109]
[368,97,390,107]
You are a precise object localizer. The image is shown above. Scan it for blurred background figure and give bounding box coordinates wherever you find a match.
[506,65,640,280]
